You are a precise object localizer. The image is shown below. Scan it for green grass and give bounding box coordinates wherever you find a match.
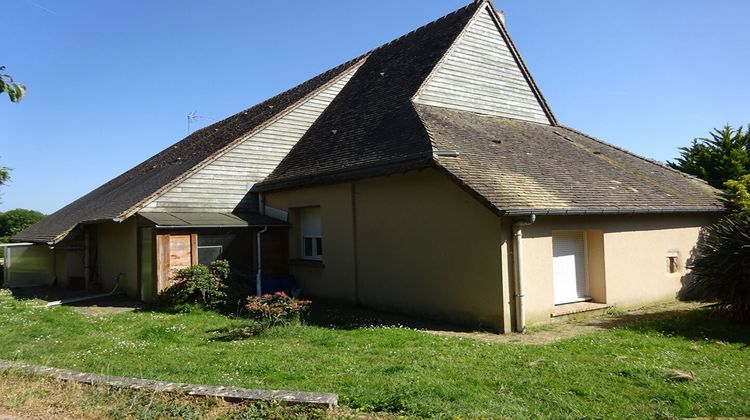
[0,289,748,418]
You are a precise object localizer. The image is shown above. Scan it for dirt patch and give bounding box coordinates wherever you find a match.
[425,301,707,344]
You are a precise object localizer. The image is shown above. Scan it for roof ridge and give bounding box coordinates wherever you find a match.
[411,2,486,104]
[558,125,714,187]
[410,101,439,152]
[365,1,480,55]
[485,1,557,125]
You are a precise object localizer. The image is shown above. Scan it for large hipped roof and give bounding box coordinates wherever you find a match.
[16,0,725,243]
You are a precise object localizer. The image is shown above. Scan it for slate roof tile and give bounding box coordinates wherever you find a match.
[418,104,724,214]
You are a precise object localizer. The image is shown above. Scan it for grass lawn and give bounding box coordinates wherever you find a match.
[0,289,748,418]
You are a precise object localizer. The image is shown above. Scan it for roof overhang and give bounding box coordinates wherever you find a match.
[138,212,287,229]
[0,242,35,248]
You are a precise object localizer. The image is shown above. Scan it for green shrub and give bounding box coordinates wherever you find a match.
[680,213,750,320]
[159,260,230,309]
[245,292,311,326]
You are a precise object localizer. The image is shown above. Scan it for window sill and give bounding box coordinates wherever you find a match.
[290,259,325,268]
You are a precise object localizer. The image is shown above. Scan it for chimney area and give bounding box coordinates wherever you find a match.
[496,10,506,25]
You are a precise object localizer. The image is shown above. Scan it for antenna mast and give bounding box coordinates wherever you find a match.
[187,111,208,134]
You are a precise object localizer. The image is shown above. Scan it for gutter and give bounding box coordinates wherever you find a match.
[500,206,727,216]
[252,153,434,193]
[512,214,535,333]
[0,242,34,248]
[152,224,250,229]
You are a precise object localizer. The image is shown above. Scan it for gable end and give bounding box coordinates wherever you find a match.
[413,4,554,125]
[139,65,362,214]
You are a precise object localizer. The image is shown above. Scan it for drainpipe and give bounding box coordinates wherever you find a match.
[84,228,90,289]
[255,226,268,296]
[512,214,536,333]
[258,192,266,215]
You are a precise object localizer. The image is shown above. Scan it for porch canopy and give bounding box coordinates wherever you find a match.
[138,212,287,229]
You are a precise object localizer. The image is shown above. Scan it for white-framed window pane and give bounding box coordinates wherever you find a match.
[304,237,314,257]
[315,237,323,256]
[301,207,322,261]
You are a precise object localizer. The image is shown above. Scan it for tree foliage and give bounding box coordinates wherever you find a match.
[0,209,44,238]
[679,213,750,321]
[724,175,750,212]
[0,66,25,103]
[667,125,750,189]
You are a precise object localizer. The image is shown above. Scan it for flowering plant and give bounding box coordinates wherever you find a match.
[245,292,311,325]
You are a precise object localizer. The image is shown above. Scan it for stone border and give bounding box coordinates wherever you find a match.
[0,360,337,408]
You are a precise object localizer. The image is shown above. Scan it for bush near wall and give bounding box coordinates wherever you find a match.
[158,260,230,310]
[681,212,750,320]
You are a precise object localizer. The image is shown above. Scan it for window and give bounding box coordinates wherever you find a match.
[198,245,223,266]
[666,252,679,274]
[301,207,323,260]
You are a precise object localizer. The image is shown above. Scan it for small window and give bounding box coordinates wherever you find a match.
[198,245,223,266]
[666,252,679,274]
[301,207,322,261]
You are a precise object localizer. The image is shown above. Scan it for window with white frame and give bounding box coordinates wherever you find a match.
[301,207,323,261]
[666,251,680,274]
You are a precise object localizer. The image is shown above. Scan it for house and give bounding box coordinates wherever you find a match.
[9,0,724,332]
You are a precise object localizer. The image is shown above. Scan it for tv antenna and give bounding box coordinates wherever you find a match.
[187,111,209,134]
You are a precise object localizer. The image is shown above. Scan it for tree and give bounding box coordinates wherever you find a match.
[667,125,750,189]
[0,209,44,238]
[679,212,750,321]
[0,66,25,103]
[0,166,8,187]
[724,175,750,212]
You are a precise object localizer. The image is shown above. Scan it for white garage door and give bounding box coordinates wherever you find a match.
[552,231,588,305]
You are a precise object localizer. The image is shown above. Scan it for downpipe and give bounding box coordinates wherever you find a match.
[512,214,536,333]
[255,227,268,296]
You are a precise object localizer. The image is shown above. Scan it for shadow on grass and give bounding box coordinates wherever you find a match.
[581,306,750,346]
[206,325,265,342]
[5,286,141,312]
[304,301,477,332]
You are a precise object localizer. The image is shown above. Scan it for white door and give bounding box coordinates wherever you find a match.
[552,231,588,304]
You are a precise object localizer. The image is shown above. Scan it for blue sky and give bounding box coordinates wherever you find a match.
[1,0,748,214]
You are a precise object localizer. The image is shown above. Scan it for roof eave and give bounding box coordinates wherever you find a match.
[499,207,729,216]
[254,154,435,193]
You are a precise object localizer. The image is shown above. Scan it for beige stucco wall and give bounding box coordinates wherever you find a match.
[97,218,138,298]
[266,168,507,331]
[519,213,717,324]
[355,169,505,330]
[265,182,357,302]
[54,249,68,287]
[266,169,717,331]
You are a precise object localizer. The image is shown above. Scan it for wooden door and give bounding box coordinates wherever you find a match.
[169,235,192,271]
[156,233,198,292]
